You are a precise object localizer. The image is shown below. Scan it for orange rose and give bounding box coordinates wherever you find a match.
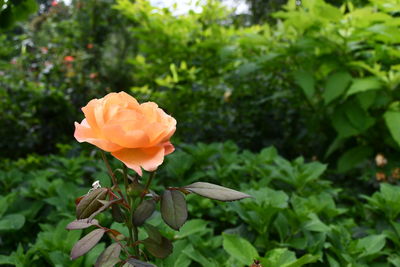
[74,92,176,176]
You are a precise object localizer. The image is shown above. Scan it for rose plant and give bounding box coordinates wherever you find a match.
[67,92,250,266]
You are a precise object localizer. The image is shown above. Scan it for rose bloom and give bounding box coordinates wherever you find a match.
[74,92,176,176]
[64,56,75,62]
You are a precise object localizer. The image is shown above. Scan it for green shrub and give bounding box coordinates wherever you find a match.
[1,142,399,266]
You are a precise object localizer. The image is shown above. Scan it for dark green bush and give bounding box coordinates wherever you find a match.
[1,143,399,266]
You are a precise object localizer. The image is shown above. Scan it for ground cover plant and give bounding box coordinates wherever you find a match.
[1,0,400,266]
[1,142,400,266]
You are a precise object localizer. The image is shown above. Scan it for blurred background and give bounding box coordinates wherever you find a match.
[1,0,400,266]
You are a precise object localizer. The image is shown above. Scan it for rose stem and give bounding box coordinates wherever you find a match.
[122,164,140,257]
[122,165,129,193]
[130,171,156,257]
[122,165,134,245]
[143,172,156,198]
[100,151,126,202]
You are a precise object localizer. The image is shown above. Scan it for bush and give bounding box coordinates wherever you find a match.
[1,143,399,266]
[115,0,400,169]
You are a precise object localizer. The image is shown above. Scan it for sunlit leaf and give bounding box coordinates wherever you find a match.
[66,219,99,230]
[222,233,258,265]
[183,182,251,201]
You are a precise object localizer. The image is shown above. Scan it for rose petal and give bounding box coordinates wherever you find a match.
[105,92,140,108]
[103,124,150,148]
[164,142,175,155]
[82,99,103,135]
[140,102,160,123]
[74,120,122,152]
[111,146,166,176]
[143,116,176,146]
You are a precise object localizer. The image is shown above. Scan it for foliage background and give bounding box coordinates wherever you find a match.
[1,0,400,266]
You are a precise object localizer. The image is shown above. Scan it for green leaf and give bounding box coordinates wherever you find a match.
[70,228,105,260]
[222,233,259,265]
[261,248,318,267]
[236,62,261,77]
[182,244,218,267]
[0,214,25,231]
[262,248,296,266]
[0,6,14,29]
[183,182,251,201]
[94,243,121,267]
[324,137,344,159]
[323,72,352,104]
[174,219,208,239]
[356,234,386,258]
[0,193,17,217]
[133,199,156,226]
[345,101,375,131]
[302,214,330,233]
[327,254,340,267]
[331,107,360,138]
[294,70,315,100]
[357,90,377,110]
[273,213,289,242]
[13,0,38,21]
[346,77,382,96]
[162,240,192,267]
[0,254,16,265]
[388,254,400,267]
[166,150,194,178]
[384,110,400,147]
[259,146,278,162]
[337,146,373,173]
[284,254,319,267]
[161,190,187,230]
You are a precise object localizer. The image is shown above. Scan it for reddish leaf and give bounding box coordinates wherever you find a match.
[88,198,122,220]
[124,258,156,267]
[94,243,122,267]
[70,228,105,260]
[75,195,85,205]
[76,188,108,219]
[112,204,125,223]
[66,219,99,230]
[183,182,251,201]
[133,200,156,226]
[161,190,187,230]
[142,236,173,259]
[144,224,162,244]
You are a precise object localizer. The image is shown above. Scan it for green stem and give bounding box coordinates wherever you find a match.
[133,225,139,256]
[122,164,140,257]
[127,198,134,247]
[128,197,140,256]
[122,165,129,194]
[100,151,118,187]
[100,151,126,202]
[143,172,156,199]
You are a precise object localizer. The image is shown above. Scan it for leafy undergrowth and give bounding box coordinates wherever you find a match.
[1,142,400,266]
